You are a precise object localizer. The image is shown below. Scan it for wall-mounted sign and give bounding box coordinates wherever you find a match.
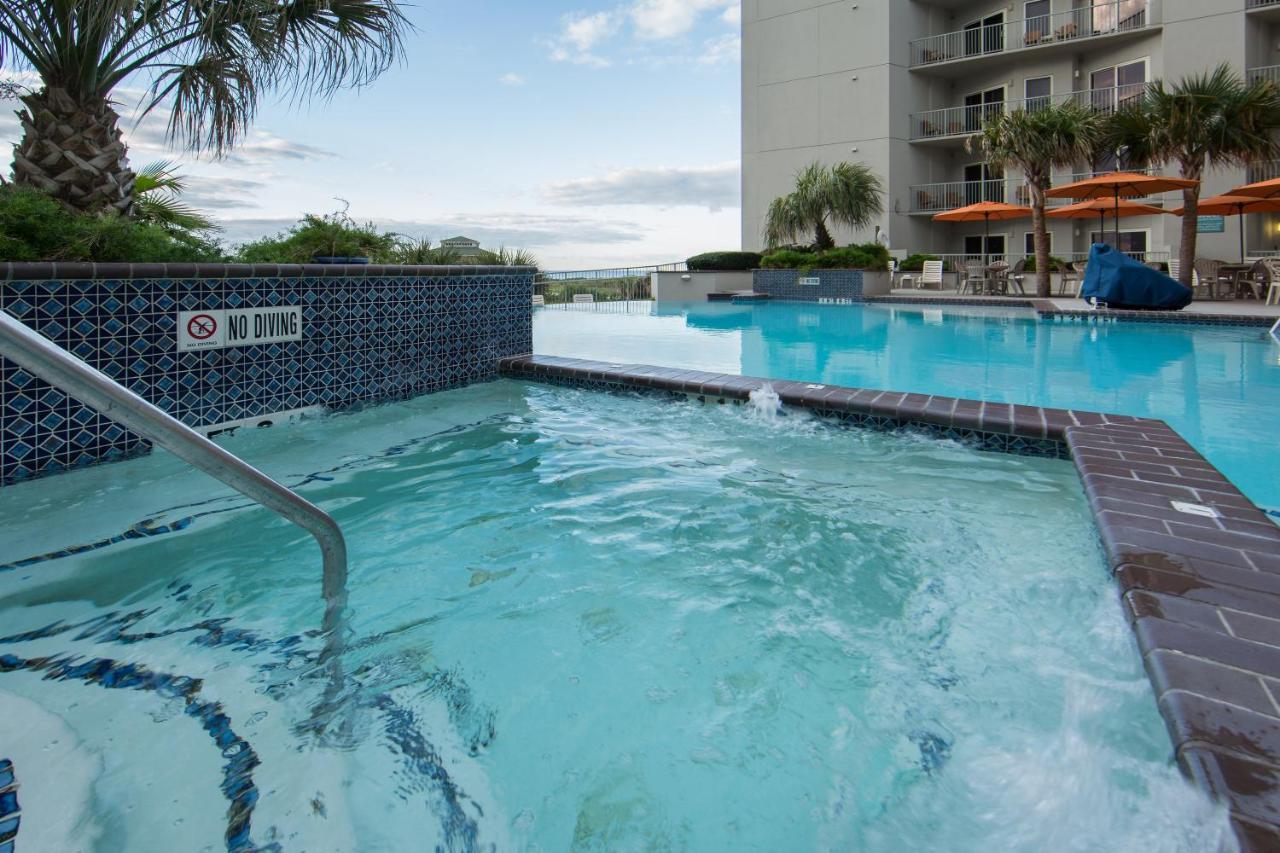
[178,308,303,352]
[1197,215,1226,234]
[797,276,821,287]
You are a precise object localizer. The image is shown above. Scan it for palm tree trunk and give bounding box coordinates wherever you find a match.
[1029,180,1051,298]
[1177,185,1200,290]
[813,219,835,251]
[12,87,136,215]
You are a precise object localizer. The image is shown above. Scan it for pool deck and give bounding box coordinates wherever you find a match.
[881,289,1280,325]
[502,353,1280,851]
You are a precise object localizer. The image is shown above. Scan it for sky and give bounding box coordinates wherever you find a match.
[0,0,743,271]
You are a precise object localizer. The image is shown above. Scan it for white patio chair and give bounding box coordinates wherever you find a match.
[573,293,595,304]
[531,294,545,306]
[1168,260,1200,294]
[919,260,944,291]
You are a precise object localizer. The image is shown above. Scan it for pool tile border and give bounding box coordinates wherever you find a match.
[501,353,1280,851]
[859,296,1279,328]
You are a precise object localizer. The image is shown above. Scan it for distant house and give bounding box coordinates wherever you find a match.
[440,236,483,259]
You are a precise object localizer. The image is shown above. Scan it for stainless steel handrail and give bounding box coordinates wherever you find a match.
[0,310,349,659]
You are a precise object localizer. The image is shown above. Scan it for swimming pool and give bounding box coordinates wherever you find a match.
[0,381,1230,851]
[535,302,1280,512]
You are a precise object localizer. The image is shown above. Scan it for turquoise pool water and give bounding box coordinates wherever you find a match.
[0,381,1230,851]
[536,302,1280,511]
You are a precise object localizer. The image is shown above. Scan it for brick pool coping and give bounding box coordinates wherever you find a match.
[501,353,1280,850]
[859,295,1280,328]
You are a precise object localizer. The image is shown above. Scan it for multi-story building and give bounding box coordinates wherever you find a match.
[741,1,1280,262]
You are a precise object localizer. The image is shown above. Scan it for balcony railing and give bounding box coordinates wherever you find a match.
[1249,65,1280,86]
[910,85,1145,141]
[910,168,1165,214]
[1249,160,1280,184]
[911,2,1152,68]
[1248,0,1280,9]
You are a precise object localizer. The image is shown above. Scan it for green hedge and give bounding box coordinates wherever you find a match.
[761,242,890,272]
[686,251,763,271]
[0,185,224,262]
[898,253,948,272]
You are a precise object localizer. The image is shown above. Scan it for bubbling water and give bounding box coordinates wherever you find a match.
[747,382,782,421]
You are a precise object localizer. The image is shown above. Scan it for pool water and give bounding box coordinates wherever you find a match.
[535,301,1280,511]
[0,381,1232,851]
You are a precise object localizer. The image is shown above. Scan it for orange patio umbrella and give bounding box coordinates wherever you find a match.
[933,201,1032,266]
[1047,197,1168,238]
[1046,172,1199,246]
[1226,177,1280,200]
[1172,194,1280,263]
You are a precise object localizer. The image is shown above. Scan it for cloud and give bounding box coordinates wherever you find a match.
[499,73,526,86]
[214,212,647,250]
[541,162,740,212]
[630,0,737,39]
[549,10,621,66]
[182,176,269,210]
[699,33,740,66]
[548,0,739,66]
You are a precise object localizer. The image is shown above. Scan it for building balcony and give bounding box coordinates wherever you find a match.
[1248,160,1280,184]
[909,85,1145,143]
[910,2,1157,73]
[1249,65,1280,86]
[909,169,1165,216]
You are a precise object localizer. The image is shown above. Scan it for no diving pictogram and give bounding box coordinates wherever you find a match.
[188,313,218,341]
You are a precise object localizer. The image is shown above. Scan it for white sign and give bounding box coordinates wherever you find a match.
[178,307,303,352]
[798,276,821,287]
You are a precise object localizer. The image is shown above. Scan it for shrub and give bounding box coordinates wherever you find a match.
[233,208,400,263]
[1022,255,1070,273]
[0,185,224,262]
[761,249,820,269]
[686,251,762,271]
[898,253,943,272]
[762,243,889,271]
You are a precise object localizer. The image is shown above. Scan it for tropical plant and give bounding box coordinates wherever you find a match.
[1103,64,1280,287]
[764,162,884,251]
[687,251,763,271]
[133,161,217,234]
[0,183,223,261]
[759,243,890,271]
[391,238,462,266]
[474,246,540,270]
[233,207,400,263]
[971,102,1100,297]
[0,1,409,214]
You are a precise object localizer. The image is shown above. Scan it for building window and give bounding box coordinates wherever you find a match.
[1090,60,1147,112]
[1024,76,1052,111]
[1090,230,1149,256]
[1025,231,1052,257]
[965,234,1007,259]
[1024,1,1051,44]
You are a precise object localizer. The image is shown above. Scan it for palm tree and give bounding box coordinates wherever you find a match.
[1104,64,1280,288]
[972,102,1100,297]
[134,161,217,234]
[1,1,408,215]
[764,162,884,250]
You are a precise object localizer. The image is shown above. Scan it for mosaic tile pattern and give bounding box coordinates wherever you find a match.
[1,268,533,485]
[499,354,1280,853]
[753,270,864,302]
[0,758,16,853]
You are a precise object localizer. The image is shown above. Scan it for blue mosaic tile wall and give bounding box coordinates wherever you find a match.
[0,757,16,852]
[753,270,864,302]
[0,267,533,485]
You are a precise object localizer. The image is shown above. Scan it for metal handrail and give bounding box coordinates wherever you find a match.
[0,310,349,661]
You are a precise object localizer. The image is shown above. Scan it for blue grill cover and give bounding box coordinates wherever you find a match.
[1080,244,1193,310]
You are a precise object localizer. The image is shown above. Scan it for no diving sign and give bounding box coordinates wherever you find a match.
[178,307,303,352]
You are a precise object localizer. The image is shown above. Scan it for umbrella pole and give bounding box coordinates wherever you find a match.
[1239,203,1246,264]
[1114,188,1121,248]
[1098,211,1105,242]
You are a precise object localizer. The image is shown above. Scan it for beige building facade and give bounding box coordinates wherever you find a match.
[742,0,1280,262]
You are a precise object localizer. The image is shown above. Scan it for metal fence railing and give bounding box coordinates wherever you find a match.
[534,262,684,306]
[910,85,1145,142]
[910,168,1169,214]
[911,2,1152,68]
[1249,65,1280,87]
